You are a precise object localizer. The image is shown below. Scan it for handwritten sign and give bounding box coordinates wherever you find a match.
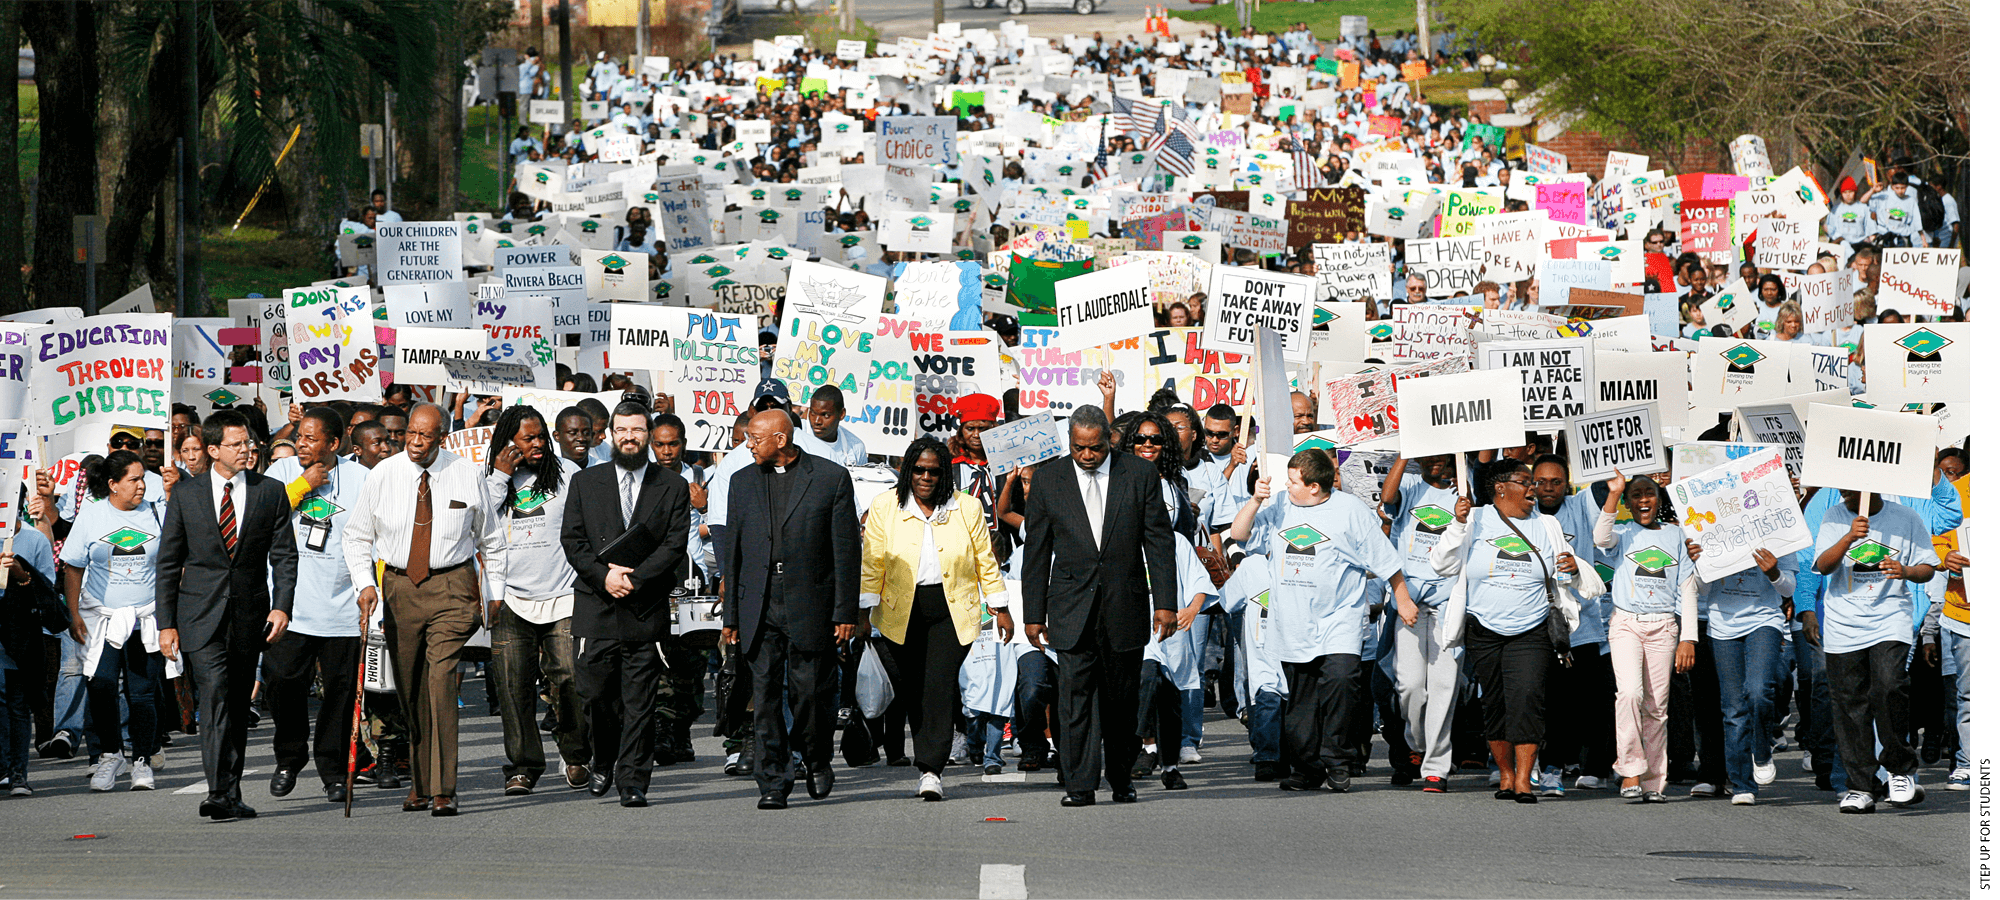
[1668,446,1813,582]
[876,116,958,166]
[442,426,495,468]
[443,358,535,395]
[286,285,380,401]
[1392,304,1476,362]
[667,309,760,452]
[982,412,1065,475]
[28,313,172,432]
[1877,248,1960,317]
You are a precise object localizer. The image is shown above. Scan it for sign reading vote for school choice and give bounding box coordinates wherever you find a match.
[1393,366,1527,458]
[1801,402,1936,499]
[1563,402,1665,483]
[28,313,172,432]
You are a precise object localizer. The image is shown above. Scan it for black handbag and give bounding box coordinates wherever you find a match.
[1497,513,1573,666]
[7,559,69,636]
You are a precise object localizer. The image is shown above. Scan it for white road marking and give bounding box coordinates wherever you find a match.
[173,768,260,795]
[981,772,1027,783]
[979,864,1027,900]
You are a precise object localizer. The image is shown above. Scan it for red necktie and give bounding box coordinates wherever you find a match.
[219,482,238,556]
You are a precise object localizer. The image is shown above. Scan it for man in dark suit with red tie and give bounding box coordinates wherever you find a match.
[157,410,299,821]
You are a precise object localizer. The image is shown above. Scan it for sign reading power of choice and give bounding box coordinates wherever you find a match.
[876,116,958,166]
[29,313,173,432]
[1204,266,1316,361]
[375,222,465,285]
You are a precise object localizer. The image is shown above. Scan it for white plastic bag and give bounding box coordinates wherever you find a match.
[856,640,895,720]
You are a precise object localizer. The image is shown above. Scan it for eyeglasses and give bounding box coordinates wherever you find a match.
[143,439,165,449]
[1531,478,1569,488]
[1129,434,1166,446]
[1497,477,1530,488]
[1204,429,1235,440]
[911,465,946,476]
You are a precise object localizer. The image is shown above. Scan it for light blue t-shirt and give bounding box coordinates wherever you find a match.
[1603,521,1692,617]
[2,528,56,659]
[1458,506,1561,637]
[1814,501,1939,654]
[1219,553,1286,699]
[58,501,163,610]
[1704,553,1796,641]
[1385,477,1460,602]
[1142,536,1218,689]
[1245,491,1403,662]
[1543,492,1610,646]
[266,456,368,637]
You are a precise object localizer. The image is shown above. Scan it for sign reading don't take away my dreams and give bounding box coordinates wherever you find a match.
[1801,402,1935,498]
[1393,366,1527,458]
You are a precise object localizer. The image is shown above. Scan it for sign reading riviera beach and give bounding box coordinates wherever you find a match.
[375,221,466,285]
[29,313,173,431]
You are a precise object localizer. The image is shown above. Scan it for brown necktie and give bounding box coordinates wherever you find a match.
[408,471,431,585]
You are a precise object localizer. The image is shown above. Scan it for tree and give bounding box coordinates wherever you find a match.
[21,1,100,315]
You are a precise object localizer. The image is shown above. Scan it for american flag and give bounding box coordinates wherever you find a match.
[1291,126,1327,189]
[1152,125,1197,178]
[1088,118,1111,182]
[1112,95,1164,140]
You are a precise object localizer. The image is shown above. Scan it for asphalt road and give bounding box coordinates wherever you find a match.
[0,672,1971,899]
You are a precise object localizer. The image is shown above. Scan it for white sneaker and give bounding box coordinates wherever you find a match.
[1688,782,1720,797]
[917,772,943,801]
[90,754,127,792]
[1179,747,1202,764]
[129,759,155,791]
[9,782,30,797]
[1949,769,1972,791]
[1886,774,1925,807]
[1487,769,1503,786]
[1575,775,1606,790]
[1730,792,1756,806]
[1838,790,1876,814]
[1753,759,1777,786]
[1800,750,1812,772]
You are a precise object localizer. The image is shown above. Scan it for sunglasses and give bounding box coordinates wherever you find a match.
[1129,434,1167,446]
[143,439,165,449]
[1204,429,1235,440]
[911,465,947,476]
[109,437,141,449]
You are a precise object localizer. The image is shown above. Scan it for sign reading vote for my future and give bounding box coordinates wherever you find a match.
[375,222,465,285]
[1801,402,1935,498]
[1563,402,1665,483]
[1393,367,1527,458]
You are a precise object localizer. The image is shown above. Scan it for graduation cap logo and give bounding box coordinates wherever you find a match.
[1252,589,1271,610]
[784,188,805,201]
[534,171,551,184]
[750,188,769,201]
[839,234,862,248]
[1058,165,1075,176]
[757,210,783,224]
[689,254,718,265]
[654,281,673,298]
[512,488,552,514]
[834,122,851,133]
[580,221,600,233]
[1846,539,1896,571]
[526,224,548,236]
[1179,235,1206,250]
[956,249,976,260]
[298,497,344,522]
[709,278,738,290]
[1395,175,1414,185]
[1411,504,1455,532]
[1895,327,1951,360]
[1280,524,1329,551]
[983,271,1007,288]
[1795,185,1814,204]
[354,236,375,249]
[1715,293,1737,312]
[953,199,973,213]
[599,254,631,272]
[1205,158,1221,170]
[1722,343,1765,374]
[465,220,480,233]
[1369,323,1394,340]
[1487,534,1534,560]
[1598,246,1623,260]
[1247,174,1264,185]
[204,388,241,407]
[495,239,515,249]
[1313,306,1333,326]
[766,247,792,260]
[1626,546,1677,575]
[982,170,996,186]
[909,215,936,232]
[1295,435,1339,454]
[1387,207,1407,222]
[104,527,155,552]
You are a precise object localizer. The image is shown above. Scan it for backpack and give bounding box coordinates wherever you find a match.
[1916,183,1947,232]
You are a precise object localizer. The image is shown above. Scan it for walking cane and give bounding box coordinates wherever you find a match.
[346,609,367,817]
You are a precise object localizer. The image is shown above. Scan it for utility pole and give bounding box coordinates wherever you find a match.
[637,0,649,63]
[842,0,855,35]
[1416,0,1430,69]
[933,0,942,32]
[558,0,574,122]
[181,0,203,315]
[385,91,397,214]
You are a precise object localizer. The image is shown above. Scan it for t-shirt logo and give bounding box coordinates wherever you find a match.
[1627,546,1676,575]
[1846,539,1896,572]
[1280,524,1329,552]
[1252,589,1271,609]
[298,497,343,522]
[1411,505,1455,533]
[1487,534,1534,560]
[1294,435,1338,453]
[105,527,154,556]
[512,488,552,515]
[204,388,242,407]
[1593,561,1616,583]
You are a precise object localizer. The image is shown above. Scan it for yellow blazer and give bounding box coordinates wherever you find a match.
[860,489,1009,646]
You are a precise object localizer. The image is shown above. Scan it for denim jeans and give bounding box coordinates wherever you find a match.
[52,632,88,742]
[1942,630,1970,770]
[87,626,163,760]
[1247,688,1283,763]
[970,711,1006,767]
[490,605,588,781]
[1712,626,1784,796]
[1792,631,1846,793]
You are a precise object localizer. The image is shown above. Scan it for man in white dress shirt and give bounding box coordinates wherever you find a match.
[344,403,507,816]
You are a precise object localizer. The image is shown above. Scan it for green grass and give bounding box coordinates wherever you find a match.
[18,83,37,188]
[203,226,325,300]
[461,104,509,210]
[1170,0,1419,39]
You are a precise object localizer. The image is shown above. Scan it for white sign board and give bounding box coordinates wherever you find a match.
[1668,447,1813,582]
[375,222,465,286]
[1876,248,1959,317]
[1800,402,1935,498]
[1861,323,1966,406]
[982,412,1066,475]
[1052,264,1153,352]
[1565,402,1665,483]
[1205,266,1315,361]
[1394,367,1528,458]
[1479,338,1593,423]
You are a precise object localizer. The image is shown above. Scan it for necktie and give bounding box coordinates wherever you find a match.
[1084,469,1104,547]
[218,481,238,556]
[408,471,432,585]
[620,469,638,528]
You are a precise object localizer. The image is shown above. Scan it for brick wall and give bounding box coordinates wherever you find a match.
[1539,131,1725,179]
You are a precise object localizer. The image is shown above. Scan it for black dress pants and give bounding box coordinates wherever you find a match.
[1280,653,1362,783]
[1054,604,1140,794]
[746,624,838,797]
[262,632,361,786]
[883,585,970,775]
[574,637,663,790]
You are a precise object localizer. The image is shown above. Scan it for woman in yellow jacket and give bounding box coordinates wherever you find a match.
[860,436,1010,802]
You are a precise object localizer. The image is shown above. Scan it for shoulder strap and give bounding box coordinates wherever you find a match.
[1496,510,1556,605]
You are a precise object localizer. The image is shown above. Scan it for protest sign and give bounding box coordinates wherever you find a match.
[1319,356,1466,447]
[1392,304,1476,361]
[1310,242,1391,302]
[383,281,472,328]
[1794,269,1855,334]
[1593,348,1688,432]
[171,318,229,408]
[28,314,172,432]
[441,426,494,468]
[661,308,760,452]
[1876,248,1960,317]
[908,329,1002,437]
[1403,236,1482,296]
[1668,447,1813,582]
[1677,200,1731,253]
[877,116,958,166]
[982,413,1065,475]
[443,358,535,395]
[1394,367,1528,458]
[1690,336,1792,404]
[1309,301,1371,363]
[1753,216,1814,270]
[1672,441,1780,477]
[1537,258,1609,307]
[711,283,784,329]
[1052,264,1153,351]
[1479,338,1593,423]
[1141,327,1251,412]
[1284,187,1366,246]
[1785,342,1850,394]
[1204,266,1315,360]
[1861,323,1967,406]
[892,261,984,332]
[1534,181,1586,225]
[471,288,555,388]
[1801,403,1934,498]
[394,325,487,387]
[286,285,380,402]
[783,259,888,328]
[499,386,627,438]
[1565,402,1665,482]
[1477,210,1544,283]
[375,222,465,285]
[582,248,649,302]
[837,39,868,61]
[879,210,956,254]
[1016,328,1143,417]
[1736,401,1806,479]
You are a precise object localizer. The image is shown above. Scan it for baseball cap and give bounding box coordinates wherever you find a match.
[753,378,791,409]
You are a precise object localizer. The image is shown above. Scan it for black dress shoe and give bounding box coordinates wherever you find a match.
[887,756,913,767]
[227,800,259,819]
[1111,787,1138,803]
[1161,769,1188,790]
[758,791,788,810]
[1018,751,1046,772]
[807,764,834,800]
[269,768,298,798]
[1060,791,1095,807]
[199,798,230,820]
[325,783,348,803]
[619,787,648,808]
[588,771,613,797]
[1254,762,1282,782]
